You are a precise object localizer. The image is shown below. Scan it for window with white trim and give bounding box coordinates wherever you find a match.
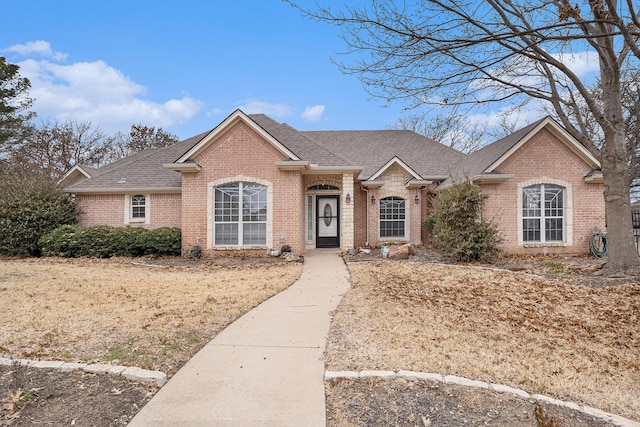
[130,194,146,221]
[213,182,267,246]
[379,197,406,238]
[522,184,564,242]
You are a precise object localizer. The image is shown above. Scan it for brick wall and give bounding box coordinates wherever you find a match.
[181,121,304,256]
[480,128,605,254]
[359,163,424,247]
[76,193,181,229]
[76,194,125,227]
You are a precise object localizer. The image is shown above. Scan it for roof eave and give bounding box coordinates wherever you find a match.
[405,179,433,187]
[305,165,363,175]
[275,160,310,171]
[471,173,514,184]
[584,171,604,184]
[64,187,182,194]
[361,180,385,188]
[163,163,202,173]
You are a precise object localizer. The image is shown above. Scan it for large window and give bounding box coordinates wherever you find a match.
[380,197,406,238]
[522,184,564,242]
[131,195,146,220]
[214,182,267,246]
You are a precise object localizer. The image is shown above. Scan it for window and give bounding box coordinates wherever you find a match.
[522,184,564,242]
[379,197,405,238]
[131,195,146,220]
[214,182,267,246]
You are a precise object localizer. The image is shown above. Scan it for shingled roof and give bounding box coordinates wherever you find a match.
[64,130,209,193]
[62,111,596,194]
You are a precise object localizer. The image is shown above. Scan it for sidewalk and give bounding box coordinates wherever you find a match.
[128,249,350,427]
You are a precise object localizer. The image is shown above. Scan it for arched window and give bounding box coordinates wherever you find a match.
[522,184,564,242]
[379,197,406,238]
[307,184,339,191]
[213,182,267,246]
[131,194,146,220]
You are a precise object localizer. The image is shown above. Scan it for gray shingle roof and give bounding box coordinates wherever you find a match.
[64,130,209,192]
[301,129,464,180]
[65,113,562,193]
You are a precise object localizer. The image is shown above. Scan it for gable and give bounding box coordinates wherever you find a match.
[498,127,596,177]
[484,117,600,173]
[174,110,299,165]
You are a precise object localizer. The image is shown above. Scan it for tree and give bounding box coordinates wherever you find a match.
[427,180,502,261]
[106,124,179,163]
[8,120,110,179]
[0,57,35,147]
[0,174,77,256]
[297,0,640,273]
[391,107,521,153]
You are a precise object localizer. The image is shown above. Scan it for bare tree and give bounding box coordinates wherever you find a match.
[295,0,640,273]
[105,124,179,163]
[391,107,523,152]
[9,120,110,179]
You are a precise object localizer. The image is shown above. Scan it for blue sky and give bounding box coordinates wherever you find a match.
[2,1,601,142]
[1,0,414,139]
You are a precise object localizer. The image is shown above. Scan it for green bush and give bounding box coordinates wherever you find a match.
[0,178,78,256]
[39,225,182,258]
[426,180,502,261]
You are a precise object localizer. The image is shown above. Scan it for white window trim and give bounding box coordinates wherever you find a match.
[124,194,150,225]
[517,178,572,247]
[378,196,408,241]
[207,176,273,250]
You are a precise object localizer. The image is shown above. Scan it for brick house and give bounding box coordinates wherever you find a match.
[61,109,605,255]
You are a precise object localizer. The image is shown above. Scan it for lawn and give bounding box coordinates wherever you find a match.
[0,257,302,376]
[326,261,640,421]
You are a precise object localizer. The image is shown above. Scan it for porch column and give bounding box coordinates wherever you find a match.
[342,173,355,249]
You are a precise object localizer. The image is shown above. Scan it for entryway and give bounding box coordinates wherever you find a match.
[316,196,340,248]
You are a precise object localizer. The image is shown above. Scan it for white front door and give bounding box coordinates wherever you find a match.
[316,196,340,247]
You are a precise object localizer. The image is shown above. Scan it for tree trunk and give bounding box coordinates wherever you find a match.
[600,141,639,274]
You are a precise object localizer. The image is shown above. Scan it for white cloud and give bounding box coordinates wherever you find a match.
[4,40,67,60]
[301,105,325,122]
[10,44,203,134]
[237,99,293,118]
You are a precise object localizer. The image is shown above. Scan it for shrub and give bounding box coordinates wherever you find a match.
[0,177,78,256]
[39,225,182,258]
[426,180,502,261]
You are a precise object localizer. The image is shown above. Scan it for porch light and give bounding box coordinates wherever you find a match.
[345,193,351,204]
[415,194,420,204]
[371,195,376,205]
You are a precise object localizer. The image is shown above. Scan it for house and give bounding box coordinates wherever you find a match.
[61,109,605,255]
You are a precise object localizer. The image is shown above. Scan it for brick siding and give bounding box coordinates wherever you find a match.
[480,128,605,254]
[181,121,304,256]
[76,193,181,229]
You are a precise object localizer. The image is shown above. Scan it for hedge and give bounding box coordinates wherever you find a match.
[39,225,182,258]
[0,178,78,256]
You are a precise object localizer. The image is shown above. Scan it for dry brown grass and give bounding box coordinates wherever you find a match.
[327,262,640,421]
[0,257,301,376]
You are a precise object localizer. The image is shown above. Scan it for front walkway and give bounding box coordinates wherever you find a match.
[128,249,350,426]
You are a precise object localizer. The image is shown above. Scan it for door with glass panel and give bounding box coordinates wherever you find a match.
[316,196,340,248]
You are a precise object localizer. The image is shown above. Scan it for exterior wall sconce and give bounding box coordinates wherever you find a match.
[371,195,376,205]
[345,193,351,204]
[415,194,420,204]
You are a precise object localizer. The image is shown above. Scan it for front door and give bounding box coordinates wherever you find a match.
[316,196,340,248]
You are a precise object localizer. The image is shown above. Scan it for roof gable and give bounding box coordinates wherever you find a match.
[476,116,600,174]
[369,156,422,181]
[174,109,299,164]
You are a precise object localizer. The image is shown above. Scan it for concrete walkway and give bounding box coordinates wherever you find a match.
[128,249,350,427]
